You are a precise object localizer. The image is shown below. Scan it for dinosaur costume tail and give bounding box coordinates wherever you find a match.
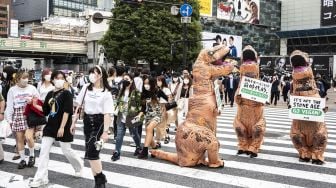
[150,150,179,165]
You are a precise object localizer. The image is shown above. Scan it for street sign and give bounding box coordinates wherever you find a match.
[180,4,193,17]
[171,5,179,16]
[181,17,191,23]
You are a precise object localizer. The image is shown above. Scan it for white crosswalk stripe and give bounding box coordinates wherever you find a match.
[0,107,336,188]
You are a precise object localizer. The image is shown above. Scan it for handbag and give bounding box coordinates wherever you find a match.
[165,101,177,111]
[0,120,12,140]
[125,112,143,128]
[77,87,88,119]
[27,111,47,128]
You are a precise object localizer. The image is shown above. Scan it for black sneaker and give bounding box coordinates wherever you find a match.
[18,160,26,169]
[27,156,35,167]
[164,136,170,144]
[111,152,120,161]
[134,148,141,156]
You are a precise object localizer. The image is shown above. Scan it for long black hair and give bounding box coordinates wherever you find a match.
[118,73,136,98]
[87,65,112,92]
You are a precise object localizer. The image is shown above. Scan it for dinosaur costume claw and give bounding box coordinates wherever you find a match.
[150,45,233,167]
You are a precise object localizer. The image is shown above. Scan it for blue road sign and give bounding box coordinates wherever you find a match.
[180,4,193,17]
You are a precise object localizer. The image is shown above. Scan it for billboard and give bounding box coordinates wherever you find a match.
[10,19,19,38]
[199,0,213,17]
[217,0,260,24]
[201,31,243,58]
[321,0,336,26]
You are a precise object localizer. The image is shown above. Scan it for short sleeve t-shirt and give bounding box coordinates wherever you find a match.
[43,89,74,142]
[76,84,114,115]
[159,87,172,104]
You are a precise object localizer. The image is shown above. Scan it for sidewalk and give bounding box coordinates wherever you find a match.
[263,90,336,112]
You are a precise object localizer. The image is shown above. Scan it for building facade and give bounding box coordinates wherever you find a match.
[0,0,11,38]
[276,0,336,78]
[201,0,281,56]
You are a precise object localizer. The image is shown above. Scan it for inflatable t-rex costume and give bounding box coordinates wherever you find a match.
[234,45,265,158]
[289,50,328,165]
[151,45,233,167]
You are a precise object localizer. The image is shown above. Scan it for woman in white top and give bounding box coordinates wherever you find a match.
[38,69,54,102]
[71,65,113,188]
[5,71,40,169]
[175,75,193,128]
[156,75,172,145]
[168,73,181,129]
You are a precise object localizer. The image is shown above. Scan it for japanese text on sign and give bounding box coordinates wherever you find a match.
[238,76,272,104]
[289,96,326,122]
[321,0,336,26]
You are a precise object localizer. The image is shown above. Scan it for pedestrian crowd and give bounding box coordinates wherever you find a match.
[0,64,335,188]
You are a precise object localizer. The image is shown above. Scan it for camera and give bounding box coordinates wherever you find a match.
[95,139,104,151]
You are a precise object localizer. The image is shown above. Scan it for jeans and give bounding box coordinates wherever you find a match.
[33,137,83,182]
[115,122,141,154]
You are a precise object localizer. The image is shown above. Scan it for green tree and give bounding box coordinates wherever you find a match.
[100,0,202,70]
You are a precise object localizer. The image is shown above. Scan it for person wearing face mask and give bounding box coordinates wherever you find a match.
[111,73,143,161]
[71,66,113,188]
[29,70,83,187]
[168,73,181,129]
[156,76,172,145]
[174,75,193,128]
[1,66,16,101]
[38,69,54,102]
[5,71,40,169]
[138,77,163,159]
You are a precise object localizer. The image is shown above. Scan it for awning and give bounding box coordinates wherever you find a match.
[276,27,336,39]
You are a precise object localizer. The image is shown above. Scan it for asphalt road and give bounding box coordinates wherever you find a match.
[1,104,336,188]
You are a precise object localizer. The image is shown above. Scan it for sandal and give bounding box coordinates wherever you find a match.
[12,154,20,161]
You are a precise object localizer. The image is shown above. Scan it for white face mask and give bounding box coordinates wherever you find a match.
[173,77,178,82]
[54,79,65,89]
[3,72,7,79]
[20,78,29,87]
[183,80,189,84]
[157,82,162,87]
[89,73,97,83]
[66,76,73,84]
[44,75,51,81]
[144,84,150,91]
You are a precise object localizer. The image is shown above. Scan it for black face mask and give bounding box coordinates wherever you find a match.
[123,80,130,87]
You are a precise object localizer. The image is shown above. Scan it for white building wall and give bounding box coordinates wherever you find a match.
[281,0,321,31]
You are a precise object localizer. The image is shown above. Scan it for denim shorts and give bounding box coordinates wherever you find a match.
[83,114,104,160]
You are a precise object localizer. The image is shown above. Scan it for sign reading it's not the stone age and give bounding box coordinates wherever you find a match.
[239,76,272,104]
[289,96,326,123]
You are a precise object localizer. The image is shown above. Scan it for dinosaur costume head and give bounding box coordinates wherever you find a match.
[196,45,232,66]
[240,45,259,78]
[290,50,317,96]
[290,50,313,80]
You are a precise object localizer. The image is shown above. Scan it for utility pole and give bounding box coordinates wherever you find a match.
[182,0,187,68]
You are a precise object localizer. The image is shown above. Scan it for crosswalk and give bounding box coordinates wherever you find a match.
[1,107,336,188]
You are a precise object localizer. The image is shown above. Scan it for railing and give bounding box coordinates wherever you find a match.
[0,38,87,54]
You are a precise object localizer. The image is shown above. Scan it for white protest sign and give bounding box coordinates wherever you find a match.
[238,76,272,104]
[289,96,326,122]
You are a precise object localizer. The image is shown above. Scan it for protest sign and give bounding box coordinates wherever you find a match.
[289,96,326,122]
[238,76,272,104]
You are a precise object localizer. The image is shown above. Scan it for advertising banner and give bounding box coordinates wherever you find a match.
[217,0,260,24]
[289,96,326,122]
[238,76,272,104]
[321,0,336,26]
[201,31,243,58]
[199,0,213,17]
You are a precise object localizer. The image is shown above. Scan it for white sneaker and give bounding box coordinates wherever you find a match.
[29,179,49,187]
[74,162,84,178]
[74,169,83,178]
